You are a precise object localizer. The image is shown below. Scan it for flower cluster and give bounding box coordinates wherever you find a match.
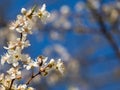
[0,4,64,90]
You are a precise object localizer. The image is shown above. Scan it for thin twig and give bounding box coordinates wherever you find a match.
[26,72,41,85]
[20,33,23,41]
[9,79,15,90]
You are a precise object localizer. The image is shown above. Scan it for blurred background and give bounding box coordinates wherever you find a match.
[0,0,120,90]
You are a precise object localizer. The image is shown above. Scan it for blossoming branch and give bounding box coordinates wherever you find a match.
[0,4,64,90]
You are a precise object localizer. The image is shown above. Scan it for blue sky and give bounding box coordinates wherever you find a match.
[0,0,120,90]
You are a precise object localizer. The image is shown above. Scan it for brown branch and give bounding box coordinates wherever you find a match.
[26,64,50,85]
[87,1,120,60]
[20,33,23,41]
[9,79,15,90]
[26,72,41,85]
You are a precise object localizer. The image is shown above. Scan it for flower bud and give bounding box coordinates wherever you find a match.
[21,8,27,15]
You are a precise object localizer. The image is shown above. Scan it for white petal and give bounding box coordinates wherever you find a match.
[13,62,19,67]
[21,8,27,14]
[26,66,31,70]
[41,4,46,12]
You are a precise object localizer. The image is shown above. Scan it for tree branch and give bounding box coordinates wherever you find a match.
[26,72,41,85]
[87,1,120,60]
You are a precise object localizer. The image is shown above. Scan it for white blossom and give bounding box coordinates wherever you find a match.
[0,4,64,90]
[1,53,10,65]
[0,73,4,81]
[24,60,39,70]
[56,59,65,74]
[9,21,20,30]
[17,84,34,90]
[17,84,27,90]
[7,67,21,79]
[6,47,22,67]
[4,38,30,50]
[36,4,50,23]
